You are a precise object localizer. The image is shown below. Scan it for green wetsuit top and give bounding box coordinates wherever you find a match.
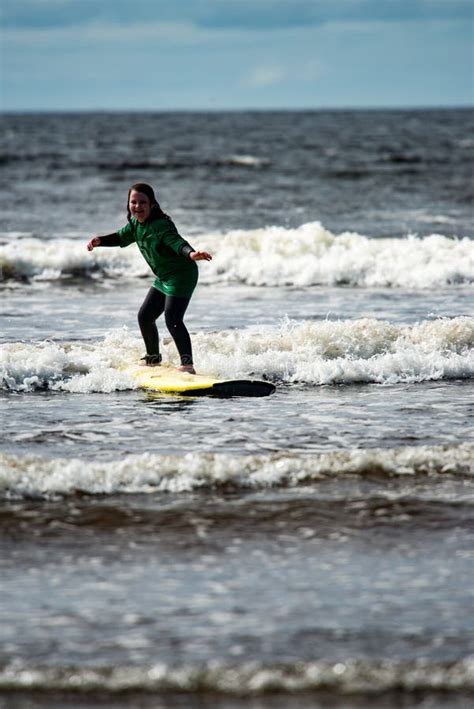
[116,216,198,298]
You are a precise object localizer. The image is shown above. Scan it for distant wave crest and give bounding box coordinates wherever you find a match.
[0,656,473,695]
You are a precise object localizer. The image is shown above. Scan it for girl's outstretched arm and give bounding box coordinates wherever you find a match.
[86,233,121,251]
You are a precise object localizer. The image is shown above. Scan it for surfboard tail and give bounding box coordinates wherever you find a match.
[181,380,276,398]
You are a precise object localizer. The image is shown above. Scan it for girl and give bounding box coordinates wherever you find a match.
[87,183,212,374]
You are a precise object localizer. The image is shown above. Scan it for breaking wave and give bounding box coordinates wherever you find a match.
[1,222,472,288]
[0,444,472,499]
[1,317,472,393]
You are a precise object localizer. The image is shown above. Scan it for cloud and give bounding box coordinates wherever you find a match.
[3,20,207,47]
[2,0,473,30]
[245,65,287,88]
[193,0,474,30]
[244,58,324,89]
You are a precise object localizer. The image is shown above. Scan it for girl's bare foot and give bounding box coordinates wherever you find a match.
[177,364,196,374]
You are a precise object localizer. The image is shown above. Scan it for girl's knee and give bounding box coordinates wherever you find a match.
[165,311,182,331]
[138,307,154,327]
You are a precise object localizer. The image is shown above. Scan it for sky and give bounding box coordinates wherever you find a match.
[1,0,473,111]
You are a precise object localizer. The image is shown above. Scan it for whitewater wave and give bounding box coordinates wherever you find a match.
[0,235,145,283]
[0,444,472,499]
[200,223,474,289]
[1,317,472,392]
[1,222,472,288]
[1,657,473,695]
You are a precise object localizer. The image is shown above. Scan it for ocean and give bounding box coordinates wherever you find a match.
[0,109,473,708]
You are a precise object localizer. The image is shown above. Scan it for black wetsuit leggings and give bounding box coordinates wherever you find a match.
[138,287,193,365]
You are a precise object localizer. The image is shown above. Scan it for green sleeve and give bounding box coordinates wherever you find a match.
[160,221,193,255]
[116,222,136,247]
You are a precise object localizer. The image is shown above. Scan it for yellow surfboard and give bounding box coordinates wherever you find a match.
[127,365,275,397]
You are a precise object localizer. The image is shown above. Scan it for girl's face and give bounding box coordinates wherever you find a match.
[129,190,152,223]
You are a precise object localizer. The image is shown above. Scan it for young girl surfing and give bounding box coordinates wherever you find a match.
[87,183,212,374]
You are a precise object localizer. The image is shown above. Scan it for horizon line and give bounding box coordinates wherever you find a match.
[1,104,473,115]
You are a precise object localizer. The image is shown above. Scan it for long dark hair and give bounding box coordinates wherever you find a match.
[126,183,169,222]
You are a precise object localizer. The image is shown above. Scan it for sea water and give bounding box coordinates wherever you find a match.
[0,109,473,708]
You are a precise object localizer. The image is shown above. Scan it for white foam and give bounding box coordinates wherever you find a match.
[1,223,472,288]
[0,236,147,282]
[0,328,141,393]
[415,214,455,225]
[0,443,472,499]
[191,316,474,384]
[197,222,473,288]
[228,154,270,167]
[1,656,473,693]
[1,317,473,392]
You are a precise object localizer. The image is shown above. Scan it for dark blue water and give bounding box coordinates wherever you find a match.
[1,109,473,236]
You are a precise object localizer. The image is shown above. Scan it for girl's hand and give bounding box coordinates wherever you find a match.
[86,236,101,251]
[190,250,212,261]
